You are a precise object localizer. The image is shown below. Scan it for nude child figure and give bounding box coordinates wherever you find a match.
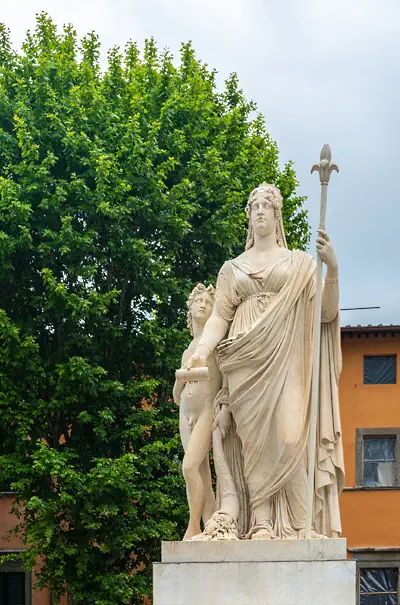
[173,284,221,540]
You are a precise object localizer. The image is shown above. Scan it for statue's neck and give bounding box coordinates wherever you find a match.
[192,322,205,340]
[253,230,279,253]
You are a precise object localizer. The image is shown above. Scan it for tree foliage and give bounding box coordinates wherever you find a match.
[0,13,310,604]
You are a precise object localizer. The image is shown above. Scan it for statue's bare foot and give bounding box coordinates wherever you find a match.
[248,519,277,540]
[251,529,274,540]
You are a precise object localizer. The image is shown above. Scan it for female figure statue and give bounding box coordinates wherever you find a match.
[173,284,221,540]
[186,184,344,540]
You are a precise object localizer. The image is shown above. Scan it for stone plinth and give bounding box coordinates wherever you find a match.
[153,539,356,605]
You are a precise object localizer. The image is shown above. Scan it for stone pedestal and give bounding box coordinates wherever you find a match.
[153,539,356,605]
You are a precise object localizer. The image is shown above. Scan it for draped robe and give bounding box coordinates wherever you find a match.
[214,249,344,538]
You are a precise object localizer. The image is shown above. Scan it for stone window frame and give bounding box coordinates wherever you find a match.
[355,428,400,489]
[0,555,32,605]
[349,549,400,605]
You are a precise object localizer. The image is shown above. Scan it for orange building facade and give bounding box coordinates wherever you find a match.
[0,496,52,605]
[1,324,400,603]
[340,325,400,604]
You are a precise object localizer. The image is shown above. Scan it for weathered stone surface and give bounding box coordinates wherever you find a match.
[154,560,356,605]
[162,538,347,563]
[154,539,356,605]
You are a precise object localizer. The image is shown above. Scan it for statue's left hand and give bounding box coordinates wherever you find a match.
[316,229,338,271]
[212,406,232,439]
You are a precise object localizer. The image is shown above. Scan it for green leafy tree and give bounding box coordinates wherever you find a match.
[0,13,310,604]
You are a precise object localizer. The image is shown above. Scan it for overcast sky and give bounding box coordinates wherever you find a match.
[2,0,399,326]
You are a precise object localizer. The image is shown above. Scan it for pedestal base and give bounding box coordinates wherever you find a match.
[153,539,356,605]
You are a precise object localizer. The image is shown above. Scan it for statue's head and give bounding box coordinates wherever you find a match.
[245,183,287,250]
[186,283,215,336]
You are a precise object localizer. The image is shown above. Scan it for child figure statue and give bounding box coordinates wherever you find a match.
[173,284,221,540]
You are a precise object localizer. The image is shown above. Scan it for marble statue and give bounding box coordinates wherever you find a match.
[173,284,221,540]
[182,183,344,541]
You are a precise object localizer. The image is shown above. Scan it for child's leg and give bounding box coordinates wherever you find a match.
[181,412,213,540]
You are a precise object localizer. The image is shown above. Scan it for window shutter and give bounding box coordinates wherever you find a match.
[0,572,25,605]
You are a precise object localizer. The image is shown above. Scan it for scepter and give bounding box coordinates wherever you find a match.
[305,144,339,539]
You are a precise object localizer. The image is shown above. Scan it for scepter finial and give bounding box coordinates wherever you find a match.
[320,144,332,162]
[311,144,339,185]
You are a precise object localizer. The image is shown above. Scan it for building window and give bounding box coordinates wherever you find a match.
[0,572,25,605]
[364,355,397,384]
[360,567,398,604]
[0,561,31,605]
[350,551,400,605]
[356,429,400,488]
[363,436,396,487]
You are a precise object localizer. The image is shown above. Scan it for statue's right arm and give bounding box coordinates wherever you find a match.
[199,308,230,352]
[185,309,230,369]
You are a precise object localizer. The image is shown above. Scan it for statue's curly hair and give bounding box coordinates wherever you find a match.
[245,183,283,217]
[187,283,216,336]
[245,183,287,250]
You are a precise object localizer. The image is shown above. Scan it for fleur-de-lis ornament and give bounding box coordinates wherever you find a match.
[311,144,339,185]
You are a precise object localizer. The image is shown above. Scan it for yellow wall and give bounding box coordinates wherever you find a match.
[339,333,400,549]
